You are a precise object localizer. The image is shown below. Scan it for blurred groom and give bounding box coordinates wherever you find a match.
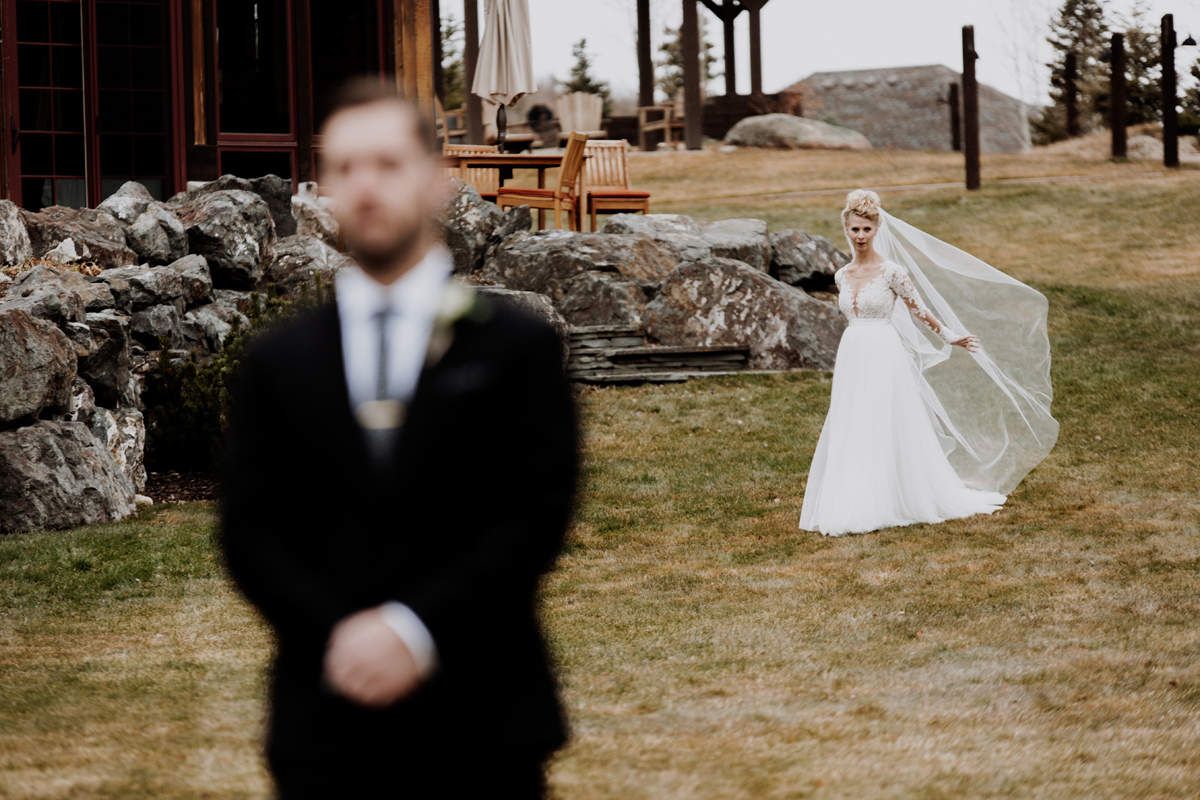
[220,78,578,798]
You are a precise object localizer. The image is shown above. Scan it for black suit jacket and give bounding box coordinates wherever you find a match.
[220,295,578,767]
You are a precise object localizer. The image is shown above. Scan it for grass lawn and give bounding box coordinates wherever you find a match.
[2,151,1199,798]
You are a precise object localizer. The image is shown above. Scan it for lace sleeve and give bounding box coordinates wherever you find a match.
[886,263,960,344]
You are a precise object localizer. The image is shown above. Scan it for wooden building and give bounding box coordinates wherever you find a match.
[0,0,437,211]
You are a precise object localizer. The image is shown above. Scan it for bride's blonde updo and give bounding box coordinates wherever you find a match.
[841,189,883,226]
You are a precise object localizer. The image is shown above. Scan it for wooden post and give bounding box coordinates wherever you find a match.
[962,25,981,191]
[747,1,763,95]
[395,0,437,124]
[721,0,737,97]
[949,82,962,152]
[431,0,442,104]
[1162,14,1179,169]
[1111,32,1127,159]
[682,0,703,150]
[1064,51,1079,137]
[463,0,483,143]
[637,0,654,107]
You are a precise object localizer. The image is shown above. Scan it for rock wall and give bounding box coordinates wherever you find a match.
[0,175,343,533]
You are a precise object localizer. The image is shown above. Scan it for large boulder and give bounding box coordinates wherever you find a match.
[125,203,189,265]
[178,174,295,238]
[769,230,849,291]
[0,420,137,533]
[0,199,33,265]
[601,214,713,262]
[80,310,137,409]
[481,230,677,327]
[96,264,185,310]
[171,190,276,290]
[165,254,214,307]
[0,266,107,323]
[476,286,570,365]
[182,303,246,353]
[440,179,531,274]
[88,408,147,493]
[262,235,349,300]
[700,218,770,271]
[645,257,847,370]
[725,114,872,151]
[130,304,185,349]
[292,182,339,248]
[97,181,154,225]
[0,309,76,425]
[20,206,140,269]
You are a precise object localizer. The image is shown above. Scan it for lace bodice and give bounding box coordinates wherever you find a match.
[835,261,959,343]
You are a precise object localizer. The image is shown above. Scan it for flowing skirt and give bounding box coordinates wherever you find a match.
[799,319,1006,536]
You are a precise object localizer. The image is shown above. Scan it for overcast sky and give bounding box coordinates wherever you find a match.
[450,0,1200,106]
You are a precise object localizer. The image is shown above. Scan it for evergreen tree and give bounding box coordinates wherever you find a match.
[441,13,466,111]
[559,39,611,117]
[655,19,719,102]
[1032,0,1109,143]
[1115,3,1161,126]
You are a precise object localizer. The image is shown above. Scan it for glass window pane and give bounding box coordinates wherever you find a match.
[131,92,164,133]
[55,133,86,174]
[18,44,53,87]
[217,0,292,134]
[20,132,54,173]
[96,3,129,45]
[100,134,133,174]
[130,49,163,90]
[99,90,132,132]
[97,47,130,89]
[129,5,161,42]
[55,178,88,209]
[50,2,81,44]
[102,177,164,201]
[133,136,164,174]
[16,2,50,43]
[54,90,85,133]
[310,0,381,128]
[19,89,53,131]
[51,46,84,89]
[23,177,53,211]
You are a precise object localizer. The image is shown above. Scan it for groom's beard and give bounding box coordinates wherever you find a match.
[348,222,426,277]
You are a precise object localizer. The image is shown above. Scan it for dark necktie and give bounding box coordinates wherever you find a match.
[356,306,405,465]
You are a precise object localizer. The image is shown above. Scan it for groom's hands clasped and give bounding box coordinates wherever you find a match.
[324,607,421,708]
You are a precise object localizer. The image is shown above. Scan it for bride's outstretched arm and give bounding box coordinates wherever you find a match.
[887,267,979,351]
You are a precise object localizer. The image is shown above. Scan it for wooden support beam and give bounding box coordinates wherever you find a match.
[1111,32,1127,159]
[949,82,961,152]
[962,25,981,191]
[464,0,483,143]
[721,1,737,97]
[431,0,443,104]
[637,0,654,107]
[394,0,437,125]
[747,1,763,95]
[682,0,704,150]
[1064,51,1079,137]
[1162,14,1179,169]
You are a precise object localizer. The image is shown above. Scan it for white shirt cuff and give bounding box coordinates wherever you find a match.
[379,601,439,679]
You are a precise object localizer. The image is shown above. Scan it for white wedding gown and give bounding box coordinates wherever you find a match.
[799,261,1007,536]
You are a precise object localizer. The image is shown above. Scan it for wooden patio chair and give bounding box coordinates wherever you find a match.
[496,131,589,231]
[443,143,500,202]
[583,139,650,231]
[637,103,673,151]
[556,92,606,143]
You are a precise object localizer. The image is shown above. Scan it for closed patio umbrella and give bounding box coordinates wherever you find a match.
[471,0,535,148]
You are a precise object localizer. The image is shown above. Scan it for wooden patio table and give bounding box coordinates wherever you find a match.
[440,153,590,229]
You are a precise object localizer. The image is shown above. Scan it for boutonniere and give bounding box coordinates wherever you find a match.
[424,279,491,367]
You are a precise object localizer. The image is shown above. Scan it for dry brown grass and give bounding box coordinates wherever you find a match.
[2,149,1199,798]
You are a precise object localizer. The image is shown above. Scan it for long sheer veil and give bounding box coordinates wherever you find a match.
[870,210,1058,494]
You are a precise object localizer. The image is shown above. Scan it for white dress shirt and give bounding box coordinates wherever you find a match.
[335,245,453,680]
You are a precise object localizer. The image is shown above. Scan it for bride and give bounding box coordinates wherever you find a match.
[799,190,1058,536]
